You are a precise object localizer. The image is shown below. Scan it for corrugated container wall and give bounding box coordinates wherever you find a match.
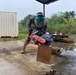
[0,12,18,37]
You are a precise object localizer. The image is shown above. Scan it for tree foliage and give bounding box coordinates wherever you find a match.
[46,11,76,34]
[18,14,33,33]
[18,11,76,34]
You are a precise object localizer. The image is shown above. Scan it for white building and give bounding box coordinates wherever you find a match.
[0,11,18,37]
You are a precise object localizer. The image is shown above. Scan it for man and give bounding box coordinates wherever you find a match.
[21,12,47,54]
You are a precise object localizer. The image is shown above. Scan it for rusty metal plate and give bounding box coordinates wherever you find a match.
[36,45,52,64]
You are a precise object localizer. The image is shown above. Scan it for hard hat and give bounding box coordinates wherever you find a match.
[35,12,45,22]
[36,12,44,16]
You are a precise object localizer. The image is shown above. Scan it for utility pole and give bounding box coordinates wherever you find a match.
[43,4,45,16]
[36,0,58,16]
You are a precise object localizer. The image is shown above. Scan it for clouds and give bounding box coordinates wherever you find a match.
[0,0,76,21]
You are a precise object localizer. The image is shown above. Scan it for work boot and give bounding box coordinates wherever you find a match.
[21,50,26,54]
[21,41,30,54]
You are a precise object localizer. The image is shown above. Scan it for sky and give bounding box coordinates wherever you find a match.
[0,0,76,21]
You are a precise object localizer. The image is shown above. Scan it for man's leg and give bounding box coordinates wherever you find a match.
[21,37,31,54]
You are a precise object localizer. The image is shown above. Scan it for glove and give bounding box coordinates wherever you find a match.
[42,26,47,33]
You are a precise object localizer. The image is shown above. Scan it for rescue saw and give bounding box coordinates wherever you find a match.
[30,29,53,46]
[29,29,53,64]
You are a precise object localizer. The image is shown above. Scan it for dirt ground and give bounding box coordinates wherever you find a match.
[0,40,67,75]
[0,36,76,75]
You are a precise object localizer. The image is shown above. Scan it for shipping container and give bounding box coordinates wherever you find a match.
[0,11,18,37]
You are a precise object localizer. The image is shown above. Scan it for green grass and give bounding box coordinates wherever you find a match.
[17,33,28,40]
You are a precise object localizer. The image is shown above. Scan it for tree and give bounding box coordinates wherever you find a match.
[23,14,33,27]
[18,11,76,34]
[18,14,33,33]
[69,11,76,18]
[46,11,76,34]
